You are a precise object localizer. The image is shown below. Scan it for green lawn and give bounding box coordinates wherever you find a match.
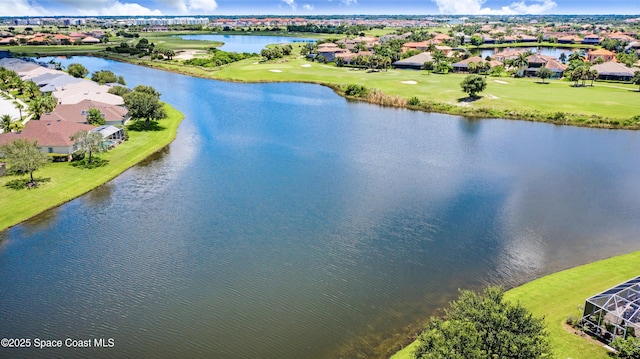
[205,57,640,121]
[391,250,640,359]
[0,103,183,232]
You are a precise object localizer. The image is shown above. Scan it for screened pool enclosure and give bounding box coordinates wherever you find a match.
[582,276,640,342]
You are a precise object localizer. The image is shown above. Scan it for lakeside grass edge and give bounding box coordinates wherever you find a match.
[0,103,184,233]
[390,250,640,359]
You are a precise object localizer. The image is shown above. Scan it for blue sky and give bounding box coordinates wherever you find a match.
[3,0,640,16]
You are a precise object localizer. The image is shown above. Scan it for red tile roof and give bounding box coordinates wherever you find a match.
[0,120,94,148]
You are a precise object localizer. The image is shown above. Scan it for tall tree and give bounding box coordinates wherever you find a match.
[91,70,118,85]
[460,74,487,99]
[0,138,50,185]
[633,71,640,92]
[67,63,89,78]
[71,130,107,164]
[414,286,551,359]
[123,91,166,129]
[12,101,24,121]
[536,67,554,84]
[86,107,105,125]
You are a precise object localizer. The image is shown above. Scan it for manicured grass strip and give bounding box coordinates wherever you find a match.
[390,250,640,359]
[0,103,183,232]
[109,54,640,127]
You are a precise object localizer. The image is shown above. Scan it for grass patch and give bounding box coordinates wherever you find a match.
[105,53,640,128]
[391,250,640,359]
[0,103,183,232]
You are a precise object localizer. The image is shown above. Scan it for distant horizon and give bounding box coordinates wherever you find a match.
[3,0,640,17]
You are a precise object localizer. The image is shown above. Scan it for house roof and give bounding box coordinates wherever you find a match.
[0,120,94,148]
[39,75,83,93]
[53,81,124,105]
[40,99,128,123]
[588,48,615,56]
[592,62,639,77]
[393,52,434,67]
[81,36,101,43]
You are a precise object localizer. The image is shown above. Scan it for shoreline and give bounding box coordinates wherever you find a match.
[0,103,184,233]
[390,250,640,359]
[92,51,640,130]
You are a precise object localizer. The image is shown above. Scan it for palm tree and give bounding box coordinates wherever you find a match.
[13,101,24,121]
[513,53,529,77]
[589,69,598,86]
[568,51,585,63]
[22,80,41,100]
[1,114,13,133]
[27,96,45,120]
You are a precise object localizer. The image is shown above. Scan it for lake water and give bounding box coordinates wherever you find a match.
[177,34,316,53]
[1,57,640,358]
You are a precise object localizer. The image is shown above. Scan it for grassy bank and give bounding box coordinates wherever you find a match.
[104,52,640,129]
[391,250,640,359]
[0,103,183,232]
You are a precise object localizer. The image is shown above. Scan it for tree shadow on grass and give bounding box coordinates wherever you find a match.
[457,96,483,103]
[3,176,51,190]
[534,81,551,85]
[127,120,166,132]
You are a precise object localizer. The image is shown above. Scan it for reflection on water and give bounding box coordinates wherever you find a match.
[1,57,639,359]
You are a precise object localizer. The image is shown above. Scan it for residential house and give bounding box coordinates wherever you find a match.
[317,43,347,62]
[81,36,101,44]
[40,99,130,126]
[0,119,94,154]
[491,48,529,62]
[582,34,601,45]
[558,35,581,44]
[587,48,615,63]
[452,56,502,73]
[591,62,640,81]
[392,52,434,70]
[53,81,124,105]
[525,54,567,78]
[52,34,71,45]
[401,41,433,53]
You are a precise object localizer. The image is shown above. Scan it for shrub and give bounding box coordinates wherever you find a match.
[408,97,421,106]
[47,153,70,162]
[344,84,368,97]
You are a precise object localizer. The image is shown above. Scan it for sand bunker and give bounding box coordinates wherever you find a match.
[494,80,509,84]
[488,95,499,99]
[301,64,312,68]
[401,80,418,85]
[173,50,206,60]
[269,69,283,73]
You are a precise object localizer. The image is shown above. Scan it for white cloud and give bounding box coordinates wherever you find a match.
[2,0,47,16]
[342,0,357,5]
[303,3,314,10]
[92,1,163,16]
[431,0,556,15]
[160,0,218,13]
[282,0,296,10]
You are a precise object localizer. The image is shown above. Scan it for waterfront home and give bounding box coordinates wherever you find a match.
[490,48,529,62]
[392,52,434,70]
[0,119,94,154]
[53,81,124,106]
[317,44,347,62]
[525,54,567,78]
[591,62,640,82]
[452,56,503,73]
[558,35,581,44]
[40,99,130,126]
[587,48,616,63]
[582,34,601,45]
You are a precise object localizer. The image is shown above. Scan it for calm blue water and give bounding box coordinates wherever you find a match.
[177,34,316,53]
[1,57,640,358]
